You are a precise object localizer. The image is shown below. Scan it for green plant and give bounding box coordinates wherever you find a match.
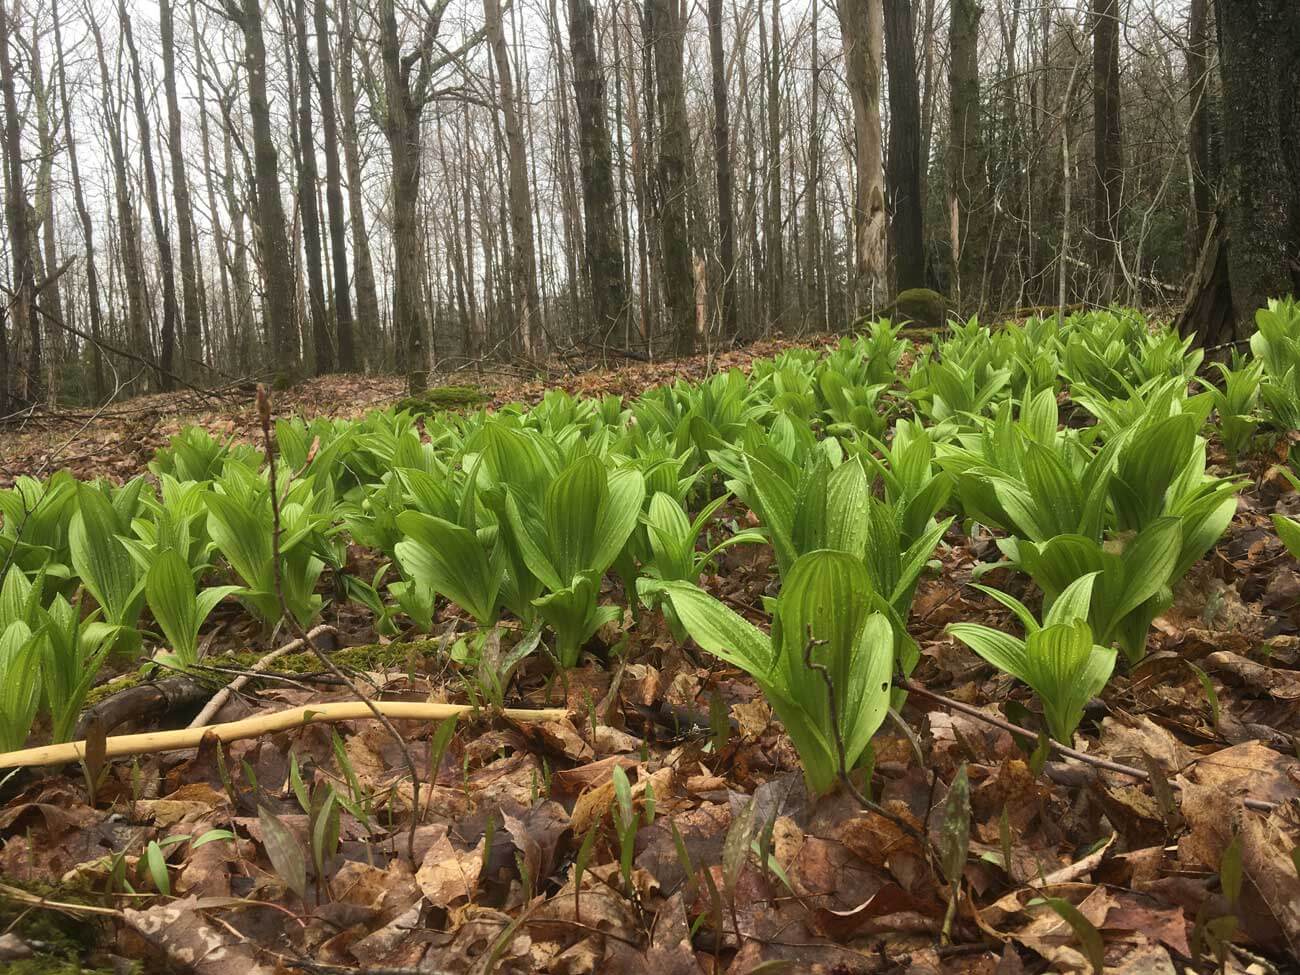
[648,549,895,795]
[611,765,654,896]
[205,467,328,628]
[948,575,1116,743]
[69,481,148,654]
[1202,355,1264,461]
[635,492,764,642]
[502,455,645,667]
[145,549,241,668]
[1275,514,1300,559]
[0,620,42,752]
[38,594,118,743]
[0,472,76,580]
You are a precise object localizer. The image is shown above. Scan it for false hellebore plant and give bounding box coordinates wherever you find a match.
[647,549,895,796]
[948,575,1116,744]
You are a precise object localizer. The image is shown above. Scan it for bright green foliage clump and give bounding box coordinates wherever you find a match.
[949,575,1115,743]
[649,550,895,795]
[0,301,1292,790]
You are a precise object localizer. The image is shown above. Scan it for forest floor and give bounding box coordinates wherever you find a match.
[2,335,1300,975]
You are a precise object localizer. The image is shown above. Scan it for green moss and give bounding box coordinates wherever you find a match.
[224,638,445,676]
[81,641,448,716]
[0,879,113,968]
[5,958,124,975]
[892,288,950,330]
[394,384,488,417]
[84,672,144,709]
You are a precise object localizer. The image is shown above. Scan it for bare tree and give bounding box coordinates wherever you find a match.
[650,0,695,353]
[160,0,203,372]
[568,0,628,342]
[316,0,355,371]
[839,0,888,302]
[883,0,924,291]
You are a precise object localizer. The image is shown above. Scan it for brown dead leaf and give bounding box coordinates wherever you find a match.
[731,698,771,739]
[810,882,930,939]
[551,755,637,797]
[1007,885,1117,973]
[1101,895,1190,956]
[136,783,229,827]
[416,825,484,908]
[1204,651,1300,700]
[123,898,273,975]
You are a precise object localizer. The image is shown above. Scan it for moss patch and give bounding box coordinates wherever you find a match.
[393,385,488,417]
[224,638,446,676]
[0,879,116,971]
[892,288,951,330]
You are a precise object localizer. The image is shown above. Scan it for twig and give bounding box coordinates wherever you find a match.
[0,700,565,769]
[257,388,415,864]
[898,677,1279,813]
[187,624,338,728]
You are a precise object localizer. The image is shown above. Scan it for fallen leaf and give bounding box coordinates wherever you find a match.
[416,825,484,908]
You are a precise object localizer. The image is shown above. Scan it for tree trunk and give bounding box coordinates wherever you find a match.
[293,0,332,374]
[804,0,824,328]
[160,0,203,374]
[568,0,628,341]
[707,0,737,338]
[0,0,33,408]
[948,0,985,311]
[838,0,889,302]
[233,0,301,377]
[883,0,925,292]
[764,0,784,329]
[87,9,150,386]
[650,0,695,354]
[1181,0,1300,345]
[120,1,179,388]
[1185,0,1213,266]
[483,0,543,357]
[315,0,355,371]
[1091,0,1123,288]
[28,25,62,398]
[52,0,104,401]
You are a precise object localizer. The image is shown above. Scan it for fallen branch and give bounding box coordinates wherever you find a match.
[188,625,338,729]
[898,677,1279,813]
[0,701,569,769]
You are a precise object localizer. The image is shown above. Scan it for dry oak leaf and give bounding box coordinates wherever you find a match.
[1176,742,1300,956]
[136,783,229,827]
[416,824,485,908]
[123,897,273,975]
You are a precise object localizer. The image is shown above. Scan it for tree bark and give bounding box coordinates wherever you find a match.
[336,0,380,368]
[948,0,985,310]
[315,0,355,371]
[1185,0,1212,265]
[568,0,628,342]
[28,24,63,397]
[650,0,695,354]
[707,0,737,338]
[764,0,784,328]
[838,0,889,301]
[87,7,150,386]
[223,0,299,376]
[0,0,33,408]
[52,0,104,400]
[484,0,543,357]
[160,0,203,373]
[120,1,180,388]
[292,0,332,374]
[1091,0,1123,287]
[883,0,925,291]
[1181,0,1300,344]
